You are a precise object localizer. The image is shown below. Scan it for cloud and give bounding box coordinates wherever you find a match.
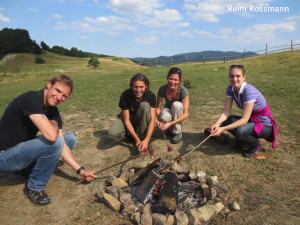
[107,0,162,16]
[141,9,184,27]
[54,16,137,35]
[52,14,62,19]
[0,13,10,22]
[28,8,38,12]
[287,15,300,20]
[136,36,158,44]
[80,35,88,39]
[183,0,273,22]
[235,22,295,42]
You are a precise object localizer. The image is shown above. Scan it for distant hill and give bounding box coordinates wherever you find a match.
[129,51,257,66]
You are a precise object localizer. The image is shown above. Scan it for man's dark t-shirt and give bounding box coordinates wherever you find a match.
[119,89,156,114]
[0,89,62,150]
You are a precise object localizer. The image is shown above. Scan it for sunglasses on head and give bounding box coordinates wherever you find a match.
[230,65,245,69]
[169,68,182,74]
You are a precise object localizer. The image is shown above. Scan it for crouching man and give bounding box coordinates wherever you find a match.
[108,73,156,152]
[0,75,97,205]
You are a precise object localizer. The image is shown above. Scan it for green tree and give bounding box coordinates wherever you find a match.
[88,57,100,69]
[40,41,50,51]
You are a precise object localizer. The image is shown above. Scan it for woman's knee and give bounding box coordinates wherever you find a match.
[171,101,183,110]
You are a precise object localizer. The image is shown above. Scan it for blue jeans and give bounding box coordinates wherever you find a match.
[0,134,76,191]
[222,115,272,148]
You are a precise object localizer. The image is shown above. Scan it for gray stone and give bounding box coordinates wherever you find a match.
[175,210,189,225]
[119,193,138,216]
[231,201,240,211]
[105,186,119,199]
[130,212,141,225]
[108,176,128,189]
[171,161,189,174]
[207,176,218,188]
[119,169,135,182]
[186,202,224,225]
[141,203,152,225]
[152,213,166,225]
[102,192,121,212]
[188,171,197,180]
[166,214,175,225]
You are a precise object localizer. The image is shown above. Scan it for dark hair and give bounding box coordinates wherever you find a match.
[229,65,246,77]
[46,75,74,94]
[130,73,150,91]
[167,67,182,80]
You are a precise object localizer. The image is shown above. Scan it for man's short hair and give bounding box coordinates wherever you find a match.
[47,75,74,94]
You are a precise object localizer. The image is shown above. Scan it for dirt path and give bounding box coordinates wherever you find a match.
[0,113,299,225]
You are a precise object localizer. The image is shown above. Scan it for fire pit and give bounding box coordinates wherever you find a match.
[95,158,236,225]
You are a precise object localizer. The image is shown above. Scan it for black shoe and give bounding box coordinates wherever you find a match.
[243,142,263,158]
[23,184,51,205]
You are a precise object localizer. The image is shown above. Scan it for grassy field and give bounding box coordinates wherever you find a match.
[0,50,299,224]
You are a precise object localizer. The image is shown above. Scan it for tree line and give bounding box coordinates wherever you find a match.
[0,28,108,60]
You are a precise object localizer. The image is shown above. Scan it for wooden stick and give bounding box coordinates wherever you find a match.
[77,151,148,185]
[181,133,212,159]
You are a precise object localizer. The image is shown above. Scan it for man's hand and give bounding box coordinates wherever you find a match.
[79,169,97,182]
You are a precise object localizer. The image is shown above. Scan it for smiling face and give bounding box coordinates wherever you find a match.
[132,80,147,101]
[229,68,246,91]
[167,73,180,90]
[44,81,71,108]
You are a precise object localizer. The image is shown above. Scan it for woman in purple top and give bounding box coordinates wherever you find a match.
[210,65,277,158]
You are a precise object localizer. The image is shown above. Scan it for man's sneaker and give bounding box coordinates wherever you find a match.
[23,185,51,205]
[172,132,182,144]
[243,142,263,158]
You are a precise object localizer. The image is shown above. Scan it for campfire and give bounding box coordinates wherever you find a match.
[94,157,240,225]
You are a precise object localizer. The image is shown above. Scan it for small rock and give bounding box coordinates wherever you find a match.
[231,201,240,211]
[102,192,121,212]
[119,169,135,182]
[108,176,128,189]
[105,186,119,199]
[141,203,152,225]
[207,176,218,188]
[166,214,175,225]
[209,188,217,200]
[171,161,189,174]
[186,202,224,224]
[152,213,166,225]
[188,171,197,180]
[119,193,138,216]
[177,173,190,182]
[130,212,141,225]
[175,210,189,225]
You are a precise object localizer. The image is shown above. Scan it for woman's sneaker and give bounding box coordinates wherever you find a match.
[172,132,182,144]
[23,184,51,205]
[243,142,263,158]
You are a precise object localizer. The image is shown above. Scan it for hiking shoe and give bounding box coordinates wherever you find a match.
[23,185,51,205]
[243,142,263,158]
[172,132,182,144]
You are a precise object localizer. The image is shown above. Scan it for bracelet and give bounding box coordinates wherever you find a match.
[76,166,85,174]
